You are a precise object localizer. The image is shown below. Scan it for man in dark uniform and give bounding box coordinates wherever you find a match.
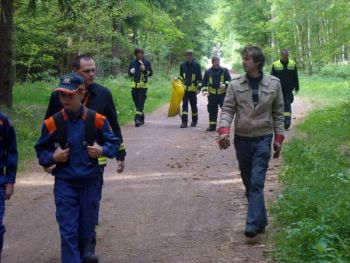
[202,56,231,131]
[271,49,299,129]
[128,48,153,127]
[179,50,202,128]
[45,54,126,172]
[0,112,18,260]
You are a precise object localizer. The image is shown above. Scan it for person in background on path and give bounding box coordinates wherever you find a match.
[179,50,202,128]
[217,45,285,238]
[35,73,118,263]
[202,56,231,131]
[128,48,153,127]
[271,49,299,129]
[0,112,18,260]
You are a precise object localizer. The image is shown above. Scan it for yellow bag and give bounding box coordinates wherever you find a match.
[168,79,185,117]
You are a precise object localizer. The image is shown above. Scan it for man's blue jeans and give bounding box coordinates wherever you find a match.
[234,134,272,230]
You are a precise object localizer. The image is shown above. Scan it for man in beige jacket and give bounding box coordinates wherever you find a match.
[217,45,285,238]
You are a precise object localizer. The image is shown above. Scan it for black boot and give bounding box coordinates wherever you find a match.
[180,123,187,128]
[190,121,197,127]
[82,255,99,263]
[135,119,142,127]
[206,124,216,132]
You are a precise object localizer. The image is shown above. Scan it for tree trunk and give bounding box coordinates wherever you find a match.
[0,0,15,107]
[111,20,123,76]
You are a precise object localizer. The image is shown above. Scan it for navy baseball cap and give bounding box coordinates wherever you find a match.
[55,72,84,94]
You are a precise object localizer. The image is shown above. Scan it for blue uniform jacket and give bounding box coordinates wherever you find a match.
[35,106,118,181]
[45,82,126,161]
[128,58,153,84]
[180,60,202,88]
[0,113,18,185]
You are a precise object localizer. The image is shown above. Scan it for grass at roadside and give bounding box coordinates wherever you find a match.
[2,72,172,167]
[270,75,350,262]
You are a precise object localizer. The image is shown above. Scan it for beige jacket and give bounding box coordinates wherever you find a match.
[219,74,284,137]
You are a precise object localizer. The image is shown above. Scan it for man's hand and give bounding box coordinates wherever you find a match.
[87,142,103,158]
[44,165,56,174]
[130,68,135,74]
[217,127,231,150]
[5,184,14,200]
[273,134,285,159]
[139,60,145,71]
[53,147,70,163]
[116,160,125,173]
[220,83,226,89]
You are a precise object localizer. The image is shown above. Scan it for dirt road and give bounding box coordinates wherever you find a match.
[3,95,310,263]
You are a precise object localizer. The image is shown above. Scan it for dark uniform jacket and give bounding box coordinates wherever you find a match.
[36,106,118,182]
[180,60,202,91]
[271,59,299,94]
[0,113,18,186]
[128,58,153,87]
[203,66,231,94]
[45,82,126,161]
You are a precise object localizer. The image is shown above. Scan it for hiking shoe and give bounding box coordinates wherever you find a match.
[180,123,187,128]
[206,125,216,132]
[244,225,257,238]
[82,255,98,263]
[135,119,142,127]
[190,121,197,127]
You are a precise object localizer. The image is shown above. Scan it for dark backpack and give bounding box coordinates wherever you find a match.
[52,109,96,149]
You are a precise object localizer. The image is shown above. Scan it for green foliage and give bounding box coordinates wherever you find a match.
[319,64,350,79]
[217,0,350,73]
[14,0,216,80]
[271,76,350,262]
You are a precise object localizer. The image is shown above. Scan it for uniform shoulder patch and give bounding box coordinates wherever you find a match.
[44,116,57,134]
[94,113,106,129]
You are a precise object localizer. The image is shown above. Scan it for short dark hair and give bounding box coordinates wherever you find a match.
[185,50,193,56]
[134,48,144,56]
[240,45,265,71]
[72,54,93,70]
[280,49,289,54]
[212,56,220,62]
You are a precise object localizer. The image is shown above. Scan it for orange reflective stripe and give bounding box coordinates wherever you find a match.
[94,113,106,129]
[44,117,57,134]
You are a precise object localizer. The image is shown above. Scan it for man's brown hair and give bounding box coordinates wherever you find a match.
[240,45,265,71]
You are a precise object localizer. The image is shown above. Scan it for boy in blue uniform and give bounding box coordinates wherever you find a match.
[0,112,18,259]
[35,73,119,263]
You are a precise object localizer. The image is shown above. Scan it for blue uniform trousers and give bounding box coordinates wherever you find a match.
[131,88,147,122]
[0,187,6,258]
[234,134,272,231]
[207,93,225,124]
[283,93,294,128]
[182,91,198,124]
[54,178,101,263]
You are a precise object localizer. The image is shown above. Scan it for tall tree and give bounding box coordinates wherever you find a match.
[0,0,15,107]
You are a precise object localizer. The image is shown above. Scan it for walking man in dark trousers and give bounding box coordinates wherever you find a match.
[128,48,153,127]
[179,50,202,128]
[218,45,285,238]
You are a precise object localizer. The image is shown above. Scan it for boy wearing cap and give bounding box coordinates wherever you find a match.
[0,112,18,259]
[35,73,119,263]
